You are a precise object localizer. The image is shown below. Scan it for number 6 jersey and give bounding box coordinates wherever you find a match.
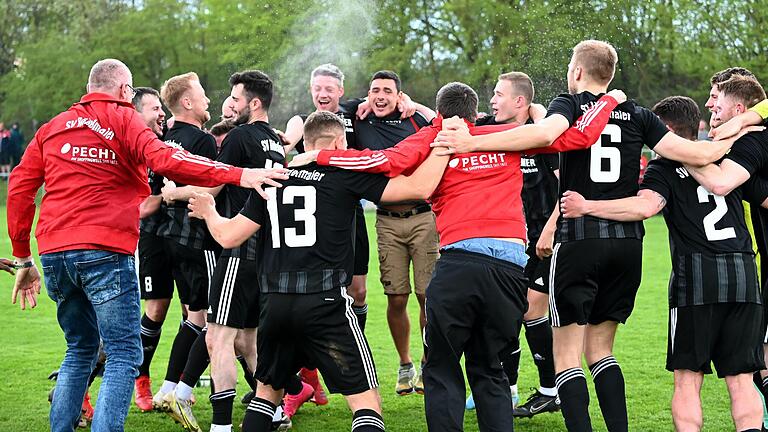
[640,158,768,307]
[239,163,389,294]
[546,92,669,242]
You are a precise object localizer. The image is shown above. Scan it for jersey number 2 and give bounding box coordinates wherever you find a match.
[266,186,317,248]
[590,124,622,183]
[697,186,736,241]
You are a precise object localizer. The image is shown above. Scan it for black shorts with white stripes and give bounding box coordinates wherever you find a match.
[207,255,260,329]
[138,232,174,300]
[667,303,764,378]
[549,238,642,327]
[524,243,550,294]
[164,239,217,312]
[255,288,378,395]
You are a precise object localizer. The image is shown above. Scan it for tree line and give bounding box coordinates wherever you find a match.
[1,0,766,139]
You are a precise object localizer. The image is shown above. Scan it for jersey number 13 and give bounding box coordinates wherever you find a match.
[265,186,318,248]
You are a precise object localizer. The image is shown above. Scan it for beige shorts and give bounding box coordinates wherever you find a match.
[375,210,439,295]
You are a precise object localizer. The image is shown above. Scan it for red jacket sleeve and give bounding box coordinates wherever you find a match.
[317,126,438,178]
[7,134,45,257]
[531,94,619,154]
[126,111,243,186]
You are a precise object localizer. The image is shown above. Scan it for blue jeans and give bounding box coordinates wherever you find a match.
[442,238,528,267]
[41,250,143,432]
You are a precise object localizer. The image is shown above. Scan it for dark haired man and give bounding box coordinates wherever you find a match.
[561,95,768,432]
[292,81,624,431]
[161,70,286,432]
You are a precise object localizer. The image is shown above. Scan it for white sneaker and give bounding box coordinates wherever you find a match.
[152,390,170,412]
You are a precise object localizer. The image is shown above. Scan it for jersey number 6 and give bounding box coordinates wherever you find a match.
[590,124,622,183]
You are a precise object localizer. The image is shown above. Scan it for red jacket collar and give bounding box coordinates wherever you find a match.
[75,92,134,108]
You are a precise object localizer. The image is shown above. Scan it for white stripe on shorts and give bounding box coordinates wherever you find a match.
[548,243,562,327]
[340,287,379,389]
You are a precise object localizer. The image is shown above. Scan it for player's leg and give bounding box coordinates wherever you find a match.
[671,370,704,432]
[408,210,439,394]
[349,203,370,331]
[726,373,764,431]
[584,321,623,431]
[346,389,386,431]
[242,381,284,432]
[234,328,258,390]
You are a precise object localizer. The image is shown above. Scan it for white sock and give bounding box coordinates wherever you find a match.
[160,380,177,394]
[539,386,557,397]
[175,382,194,401]
[510,384,518,396]
[209,425,232,432]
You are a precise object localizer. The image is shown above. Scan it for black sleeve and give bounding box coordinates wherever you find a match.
[192,133,217,159]
[341,171,390,203]
[741,174,768,205]
[239,190,267,225]
[725,133,768,176]
[340,98,365,113]
[542,153,560,172]
[545,94,580,125]
[637,107,670,149]
[148,170,164,195]
[216,129,246,165]
[639,160,672,202]
[413,112,431,128]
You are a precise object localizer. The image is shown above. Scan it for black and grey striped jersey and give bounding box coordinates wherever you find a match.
[216,121,285,261]
[641,158,768,307]
[239,163,389,294]
[475,116,559,242]
[157,121,218,250]
[546,92,669,242]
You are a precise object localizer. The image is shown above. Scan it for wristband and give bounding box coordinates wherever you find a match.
[12,261,34,269]
[749,99,768,120]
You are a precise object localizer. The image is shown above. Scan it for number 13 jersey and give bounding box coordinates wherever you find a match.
[239,163,389,294]
[546,92,669,242]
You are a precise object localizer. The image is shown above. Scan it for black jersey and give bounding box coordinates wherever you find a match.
[293,99,361,153]
[239,163,389,294]
[546,92,669,242]
[216,121,286,260]
[158,121,218,249]
[641,158,768,307]
[139,168,167,234]
[354,111,430,151]
[476,116,559,241]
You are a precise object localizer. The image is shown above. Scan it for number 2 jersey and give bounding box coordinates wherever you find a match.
[239,164,389,294]
[640,158,768,307]
[546,92,669,242]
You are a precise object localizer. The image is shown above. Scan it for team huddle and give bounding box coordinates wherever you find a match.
[7,38,768,432]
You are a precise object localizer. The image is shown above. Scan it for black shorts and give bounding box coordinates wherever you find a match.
[138,232,174,300]
[208,255,260,329]
[549,238,642,327]
[524,243,550,294]
[354,203,369,276]
[255,288,378,395]
[164,239,217,312]
[667,303,764,378]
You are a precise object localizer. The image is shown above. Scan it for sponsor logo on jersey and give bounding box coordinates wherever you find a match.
[675,167,690,179]
[287,169,326,182]
[448,152,508,172]
[261,138,286,156]
[65,117,115,140]
[520,156,539,174]
[60,142,118,165]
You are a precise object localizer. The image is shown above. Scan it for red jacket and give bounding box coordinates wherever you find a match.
[8,93,244,257]
[317,95,618,247]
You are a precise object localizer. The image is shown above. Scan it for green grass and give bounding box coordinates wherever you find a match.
[0,196,737,431]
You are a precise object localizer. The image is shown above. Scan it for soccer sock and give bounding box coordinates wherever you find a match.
[88,361,104,387]
[353,304,368,332]
[180,328,210,389]
[139,314,163,377]
[210,389,237,428]
[501,347,521,387]
[589,356,627,432]
[165,320,203,383]
[286,374,303,396]
[556,368,592,432]
[352,409,385,431]
[175,381,194,402]
[238,355,257,391]
[242,397,276,432]
[524,316,556,389]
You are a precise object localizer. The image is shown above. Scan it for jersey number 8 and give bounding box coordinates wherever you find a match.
[590,124,622,183]
[265,186,318,248]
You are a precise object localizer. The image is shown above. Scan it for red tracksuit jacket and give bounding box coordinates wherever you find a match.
[8,92,244,257]
[317,95,619,247]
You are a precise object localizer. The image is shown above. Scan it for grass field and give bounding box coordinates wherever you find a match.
[0,192,739,431]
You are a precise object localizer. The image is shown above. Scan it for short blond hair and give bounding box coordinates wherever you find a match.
[303,111,345,149]
[498,72,534,103]
[572,40,618,85]
[718,75,767,109]
[160,72,199,114]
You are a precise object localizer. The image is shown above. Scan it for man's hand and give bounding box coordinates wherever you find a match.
[12,261,41,310]
[710,115,746,140]
[161,180,177,205]
[529,103,547,122]
[397,92,417,118]
[606,89,627,104]
[560,190,588,218]
[432,117,474,155]
[239,167,289,199]
[188,192,217,220]
[536,227,555,259]
[0,258,15,275]
[356,100,372,120]
[274,129,291,147]
[288,150,320,168]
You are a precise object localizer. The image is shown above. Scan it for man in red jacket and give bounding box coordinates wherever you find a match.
[7,58,285,432]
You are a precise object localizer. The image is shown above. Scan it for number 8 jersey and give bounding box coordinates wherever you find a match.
[547,92,669,242]
[239,163,389,294]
